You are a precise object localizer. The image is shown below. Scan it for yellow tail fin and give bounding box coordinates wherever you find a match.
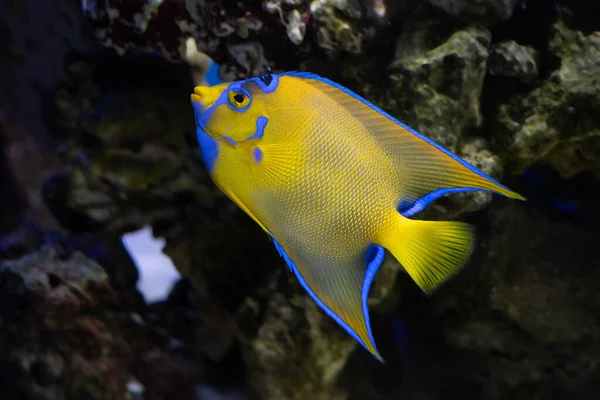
[381,215,476,294]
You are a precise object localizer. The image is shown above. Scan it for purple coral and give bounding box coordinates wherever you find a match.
[82,0,196,61]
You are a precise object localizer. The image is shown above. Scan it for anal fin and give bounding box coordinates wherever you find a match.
[270,238,386,362]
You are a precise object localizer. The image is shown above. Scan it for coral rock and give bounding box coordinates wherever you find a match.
[388,21,506,214]
[493,21,600,177]
[488,40,539,83]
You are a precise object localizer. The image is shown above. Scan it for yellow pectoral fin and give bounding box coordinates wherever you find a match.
[218,184,271,236]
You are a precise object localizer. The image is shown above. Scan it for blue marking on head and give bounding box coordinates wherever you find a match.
[205,61,223,86]
[195,125,219,172]
[270,236,383,362]
[246,116,268,141]
[253,147,263,163]
[399,187,493,217]
[193,81,252,129]
[280,71,517,213]
[193,86,231,128]
[252,73,279,93]
[193,73,278,133]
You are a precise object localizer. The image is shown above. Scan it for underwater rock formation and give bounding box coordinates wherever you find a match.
[488,40,539,83]
[1,0,600,398]
[492,21,600,178]
[82,0,375,78]
[389,21,491,154]
[235,270,357,400]
[388,21,504,215]
[429,201,600,399]
[0,226,208,399]
[46,54,222,236]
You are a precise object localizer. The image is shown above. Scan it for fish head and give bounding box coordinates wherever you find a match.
[191,73,281,147]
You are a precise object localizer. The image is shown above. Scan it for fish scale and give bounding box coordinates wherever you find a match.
[190,71,525,361]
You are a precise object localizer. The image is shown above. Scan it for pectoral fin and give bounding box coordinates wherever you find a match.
[217,183,270,236]
[271,237,386,362]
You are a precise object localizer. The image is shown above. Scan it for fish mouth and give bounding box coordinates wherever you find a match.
[191,93,209,116]
[190,88,246,147]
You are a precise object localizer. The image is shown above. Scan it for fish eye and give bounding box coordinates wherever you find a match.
[228,89,251,109]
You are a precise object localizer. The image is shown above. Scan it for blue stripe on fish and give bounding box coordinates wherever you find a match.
[398,187,494,217]
[246,116,268,141]
[196,127,219,172]
[360,243,385,358]
[252,74,280,93]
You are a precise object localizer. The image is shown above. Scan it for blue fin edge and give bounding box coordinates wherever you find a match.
[361,244,385,361]
[398,187,495,217]
[278,71,515,197]
[271,237,384,362]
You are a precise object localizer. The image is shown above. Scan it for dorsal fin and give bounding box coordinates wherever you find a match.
[282,72,525,215]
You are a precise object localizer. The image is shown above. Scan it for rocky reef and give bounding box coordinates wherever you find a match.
[1,0,600,399]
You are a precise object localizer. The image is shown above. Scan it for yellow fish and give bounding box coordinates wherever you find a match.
[190,72,525,362]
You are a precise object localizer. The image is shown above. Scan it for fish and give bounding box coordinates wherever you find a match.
[190,71,525,362]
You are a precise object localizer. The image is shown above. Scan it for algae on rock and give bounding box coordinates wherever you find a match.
[387,21,507,215]
[493,21,600,178]
[488,40,540,83]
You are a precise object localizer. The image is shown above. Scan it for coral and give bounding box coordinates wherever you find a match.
[0,226,208,400]
[488,40,539,83]
[389,21,491,150]
[82,0,196,62]
[82,0,374,78]
[492,21,600,177]
[309,0,370,56]
[0,245,110,312]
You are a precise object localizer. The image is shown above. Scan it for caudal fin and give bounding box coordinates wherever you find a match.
[381,216,476,294]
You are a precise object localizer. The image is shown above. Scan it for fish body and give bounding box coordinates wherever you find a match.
[190,72,524,361]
